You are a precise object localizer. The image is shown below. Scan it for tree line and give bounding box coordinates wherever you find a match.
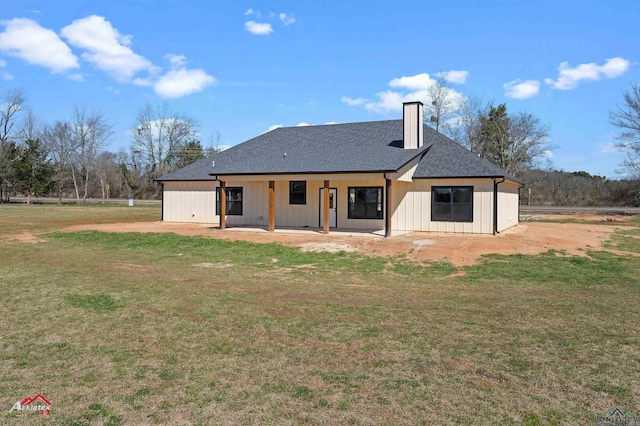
[0,89,219,203]
[1,79,640,206]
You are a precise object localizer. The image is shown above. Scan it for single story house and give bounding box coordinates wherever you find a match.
[157,102,523,236]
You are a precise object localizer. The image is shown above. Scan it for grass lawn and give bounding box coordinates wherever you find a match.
[0,204,639,425]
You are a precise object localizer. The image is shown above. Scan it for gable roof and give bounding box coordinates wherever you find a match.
[157,119,520,183]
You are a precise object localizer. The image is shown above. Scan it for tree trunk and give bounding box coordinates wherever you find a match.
[71,166,80,204]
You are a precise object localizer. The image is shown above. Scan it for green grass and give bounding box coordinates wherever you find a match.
[0,205,639,425]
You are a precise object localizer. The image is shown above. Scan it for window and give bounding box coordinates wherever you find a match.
[348,187,383,219]
[216,187,243,216]
[289,181,306,205]
[431,186,473,222]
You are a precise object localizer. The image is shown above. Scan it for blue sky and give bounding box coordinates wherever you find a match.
[0,0,638,178]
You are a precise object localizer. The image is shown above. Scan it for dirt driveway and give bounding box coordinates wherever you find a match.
[62,212,635,266]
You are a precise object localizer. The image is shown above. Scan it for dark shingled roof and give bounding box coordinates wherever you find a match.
[415,127,521,183]
[157,119,520,183]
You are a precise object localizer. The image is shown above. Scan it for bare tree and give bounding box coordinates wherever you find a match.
[448,94,485,151]
[424,74,457,134]
[70,105,114,203]
[0,89,27,202]
[95,151,118,203]
[470,103,551,176]
[43,121,76,203]
[19,109,42,142]
[609,83,640,177]
[132,102,198,179]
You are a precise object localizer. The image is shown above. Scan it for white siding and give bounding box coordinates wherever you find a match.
[163,176,520,234]
[497,180,520,232]
[163,181,218,224]
[392,178,495,234]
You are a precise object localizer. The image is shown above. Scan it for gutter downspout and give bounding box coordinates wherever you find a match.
[384,173,391,238]
[493,177,506,235]
[517,182,525,224]
[160,182,164,221]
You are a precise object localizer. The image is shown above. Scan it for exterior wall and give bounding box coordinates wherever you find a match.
[163,181,218,224]
[391,178,495,234]
[163,176,519,234]
[497,180,520,232]
[219,174,386,231]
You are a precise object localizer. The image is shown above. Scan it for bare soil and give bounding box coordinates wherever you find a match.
[63,212,627,266]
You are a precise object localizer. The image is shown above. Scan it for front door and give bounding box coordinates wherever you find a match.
[319,188,337,228]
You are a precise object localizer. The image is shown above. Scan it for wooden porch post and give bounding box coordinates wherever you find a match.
[268,181,275,232]
[219,181,226,230]
[385,178,392,238]
[323,180,330,234]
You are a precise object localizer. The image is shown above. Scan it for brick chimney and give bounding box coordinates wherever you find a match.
[403,101,424,149]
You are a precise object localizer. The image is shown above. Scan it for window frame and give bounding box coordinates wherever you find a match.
[216,186,243,216]
[431,186,473,223]
[289,181,307,205]
[347,186,384,220]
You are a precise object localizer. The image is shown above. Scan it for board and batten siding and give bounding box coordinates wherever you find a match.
[163,176,519,234]
[163,181,218,224]
[391,178,496,234]
[497,180,520,232]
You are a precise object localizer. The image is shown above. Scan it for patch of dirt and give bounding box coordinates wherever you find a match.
[299,242,356,253]
[9,231,44,244]
[62,213,624,266]
[195,262,234,268]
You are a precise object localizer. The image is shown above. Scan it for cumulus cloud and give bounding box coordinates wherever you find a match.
[438,70,469,84]
[279,13,295,25]
[267,124,283,132]
[544,57,630,90]
[0,17,79,73]
[504,78,540,99]
[154,64,216,98]
[61,15,157,82]
[296,122,311,126]
[343,72,466,113]
[244,21,273,35]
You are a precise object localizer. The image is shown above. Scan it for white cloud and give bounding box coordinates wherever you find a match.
[267,124,283,132]
[61,15,157,82]
[543,149,554,159]
[154,68,216,98]
[296,122,310,126]
[0,59,10,80]
[244,8,255,16]
[438,70,469,84]
[389,73,433,91]
[166,53,186,68]
[67,73,83,82]
[340,96,367,106]
[325,121,338,125]
[544,57,631,90]
[0,17,79,73]
[279,13,295,25]
[599,142,623,154]
[343,72,465,114]
[244,21,273,35]
[504,79,540,99]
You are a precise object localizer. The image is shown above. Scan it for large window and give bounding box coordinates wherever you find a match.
[348,187,383,219]
[431,186,473,222]
[289,181,306,205]
[216,187,243,216]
